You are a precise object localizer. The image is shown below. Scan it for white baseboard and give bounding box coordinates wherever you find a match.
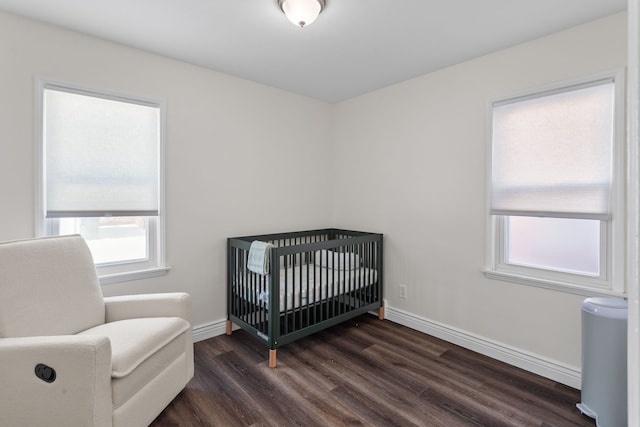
[192,318,237,343]
[191,308,581,389]
[384,305,581,389]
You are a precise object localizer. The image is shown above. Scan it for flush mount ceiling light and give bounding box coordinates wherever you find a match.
[278,0,325,28]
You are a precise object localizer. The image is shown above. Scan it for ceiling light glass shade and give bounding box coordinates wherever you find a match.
[279,0,325,27]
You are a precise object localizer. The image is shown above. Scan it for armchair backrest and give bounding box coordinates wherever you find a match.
[0,235,105,338]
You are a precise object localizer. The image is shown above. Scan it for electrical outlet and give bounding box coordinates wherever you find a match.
[399,284,407,299]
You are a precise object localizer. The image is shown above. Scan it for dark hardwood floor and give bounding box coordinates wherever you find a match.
[151,314,595,427]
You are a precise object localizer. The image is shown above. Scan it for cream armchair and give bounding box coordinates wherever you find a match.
[0,235,194,427]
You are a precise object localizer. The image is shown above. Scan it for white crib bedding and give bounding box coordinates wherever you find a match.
[251,264,378,312]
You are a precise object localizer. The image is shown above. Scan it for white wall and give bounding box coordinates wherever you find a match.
[627,0,640,423]
[0,9,628,386]
[0,11,333,329]
[331,12,627,383]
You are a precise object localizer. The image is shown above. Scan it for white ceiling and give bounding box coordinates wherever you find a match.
[0,0,628,103]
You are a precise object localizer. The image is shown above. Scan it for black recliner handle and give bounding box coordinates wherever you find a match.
[35,363,56,383]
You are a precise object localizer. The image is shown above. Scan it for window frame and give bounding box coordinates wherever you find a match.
[485,70,626,296]
[35,78,169,284]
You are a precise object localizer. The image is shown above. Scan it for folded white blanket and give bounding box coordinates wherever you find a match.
[247,241,273,275]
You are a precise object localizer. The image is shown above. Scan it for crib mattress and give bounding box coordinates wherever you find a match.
[240,264,378,312]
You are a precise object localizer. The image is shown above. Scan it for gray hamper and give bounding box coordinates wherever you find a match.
[577,297,627,427]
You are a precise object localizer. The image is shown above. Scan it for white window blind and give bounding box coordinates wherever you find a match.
[490,79,615,220]
[43,85,159,218]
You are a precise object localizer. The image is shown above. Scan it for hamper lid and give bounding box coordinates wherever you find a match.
[582,297,628,319]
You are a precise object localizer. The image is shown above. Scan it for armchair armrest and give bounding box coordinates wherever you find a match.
[0,335,112,427]
[104,292,191,324]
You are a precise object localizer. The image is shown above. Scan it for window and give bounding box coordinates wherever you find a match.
[486,71,625,295]
[36,80,167,283]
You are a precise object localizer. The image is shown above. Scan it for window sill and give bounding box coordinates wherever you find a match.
[483,269,626,298]
[99,266,171,285]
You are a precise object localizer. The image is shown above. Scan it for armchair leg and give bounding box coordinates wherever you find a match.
[378,306,384,320]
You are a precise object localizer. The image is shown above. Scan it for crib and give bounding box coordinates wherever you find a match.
[227,228,383,367]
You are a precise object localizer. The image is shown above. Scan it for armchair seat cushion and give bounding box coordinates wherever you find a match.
[79,317,191,410]
[79,317,189,378]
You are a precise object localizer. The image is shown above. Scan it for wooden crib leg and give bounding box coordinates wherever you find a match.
[269,349,277,368]
[378,306,385,320]
[226,320,233,335]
